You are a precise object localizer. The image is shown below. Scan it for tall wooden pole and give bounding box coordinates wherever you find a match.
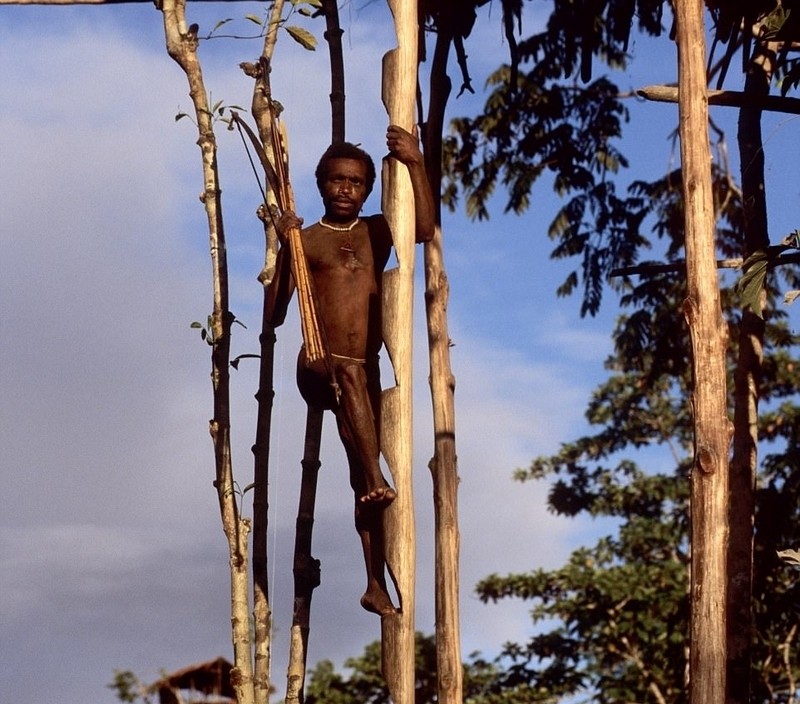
[674,2,731,703]
[380,0,418,701]
[160,3,255,703]
[423,25,462,704]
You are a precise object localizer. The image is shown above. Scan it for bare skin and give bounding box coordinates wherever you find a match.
[279,125,435,615]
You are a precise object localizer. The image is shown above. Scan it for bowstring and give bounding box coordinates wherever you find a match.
[234,117,281,231]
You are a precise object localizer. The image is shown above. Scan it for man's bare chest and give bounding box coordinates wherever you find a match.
[304,224,378,275]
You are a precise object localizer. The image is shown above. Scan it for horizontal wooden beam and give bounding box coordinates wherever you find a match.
[610,252,800,278]
[0,0,227,4]
[637,84,800,115]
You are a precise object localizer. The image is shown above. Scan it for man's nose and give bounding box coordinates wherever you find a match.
[339,180,353,193]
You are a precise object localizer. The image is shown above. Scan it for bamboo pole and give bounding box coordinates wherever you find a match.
[320,0,346,145]
[159,4,255,704]
[285,408,324,704]
[380,0,418,701]
[673,2,731,703]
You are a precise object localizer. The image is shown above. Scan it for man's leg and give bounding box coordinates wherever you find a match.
[334,362,396,505]
[332,360,397,614]
[354,502,396,615]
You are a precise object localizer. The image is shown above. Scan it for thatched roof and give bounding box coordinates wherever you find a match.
[148,657,235,704]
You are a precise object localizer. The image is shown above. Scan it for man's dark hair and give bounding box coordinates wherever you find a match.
[315,142,376,197]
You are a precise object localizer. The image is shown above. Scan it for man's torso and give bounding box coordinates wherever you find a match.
[301,214,392,358]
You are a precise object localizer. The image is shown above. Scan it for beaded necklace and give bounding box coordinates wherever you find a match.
[318,217,360,232]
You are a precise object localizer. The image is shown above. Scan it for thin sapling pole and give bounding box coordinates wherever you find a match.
[159,3,255,704]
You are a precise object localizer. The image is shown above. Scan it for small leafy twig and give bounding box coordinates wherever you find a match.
[191,317,215,345]
[198,4,321,50]
[736,230,800,317]
[176,97,246,126]
[191,315,246,346]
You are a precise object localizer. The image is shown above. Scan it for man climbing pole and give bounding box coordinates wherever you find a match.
[276,124,435,616]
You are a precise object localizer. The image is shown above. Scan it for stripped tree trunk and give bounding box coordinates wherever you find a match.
[380,0,418,701]
[674,3,731,703]
[727,40,776,704]
[160,4,255,704]
[422,23,462,704]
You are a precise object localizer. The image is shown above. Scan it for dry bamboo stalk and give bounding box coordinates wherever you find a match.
[287,226,325,361]
[268,122,326,362]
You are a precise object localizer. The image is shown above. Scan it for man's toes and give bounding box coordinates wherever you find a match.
[360,486,397,506]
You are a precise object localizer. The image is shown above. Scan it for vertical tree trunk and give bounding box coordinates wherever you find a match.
[422,25,463,704]
[674,3,731,703]
[380,1,418,701]
[727,41,775,704]
[160,4,255,703]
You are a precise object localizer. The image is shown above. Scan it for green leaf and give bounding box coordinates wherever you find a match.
[245,14,264,26]
[212,18,233,32]
[757,6,790,39]
[736,249,769,318]
[190,321,203,329]
[285,25,317,51]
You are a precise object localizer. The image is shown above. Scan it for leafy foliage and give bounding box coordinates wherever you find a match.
[302,632,556,703]
[443,0,800,316]
[737,232,800,316]
[443,0,672,315]
[469,166,800,700]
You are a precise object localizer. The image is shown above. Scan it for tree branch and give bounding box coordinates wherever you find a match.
[637,84,800,115]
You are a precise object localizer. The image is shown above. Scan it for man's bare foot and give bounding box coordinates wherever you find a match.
[360,586,397,616]
[360,485,397,506]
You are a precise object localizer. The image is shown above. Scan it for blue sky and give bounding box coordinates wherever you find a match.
[1,2,798,703]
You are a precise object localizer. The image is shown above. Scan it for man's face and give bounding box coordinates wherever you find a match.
[320,158,369,222]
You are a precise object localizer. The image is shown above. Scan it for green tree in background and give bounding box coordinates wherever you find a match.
[303,632,555,703]
[474,179,799,700]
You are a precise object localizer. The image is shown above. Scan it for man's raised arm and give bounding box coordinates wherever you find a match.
[386,125,436,244]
